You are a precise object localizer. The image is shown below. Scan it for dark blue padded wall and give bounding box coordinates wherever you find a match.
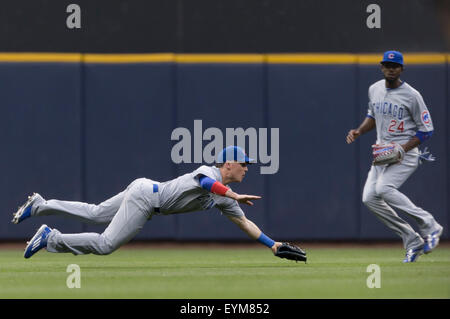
[0,59,448,241]
[83,63,177,239]
[448,60,450,238]
[0,63,83,239]
[175,63,267,239]
[266,64,359,240]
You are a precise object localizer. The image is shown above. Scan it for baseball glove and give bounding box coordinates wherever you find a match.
[372,142,405,166]
[418,147,436,165]
[275,243,307,263]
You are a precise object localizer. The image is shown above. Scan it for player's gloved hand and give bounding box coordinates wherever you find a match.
[372,142,405,166]
[418,147,436,164]
[274,242,307,263]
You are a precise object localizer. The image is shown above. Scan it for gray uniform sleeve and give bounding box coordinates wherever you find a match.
[192,165,243,216]
[193,165,220,180]
[410,92,434,132]
[215,197,245,217]
[191,165,222,189]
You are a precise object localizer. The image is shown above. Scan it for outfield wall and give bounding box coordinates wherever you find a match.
[0,53,448,241]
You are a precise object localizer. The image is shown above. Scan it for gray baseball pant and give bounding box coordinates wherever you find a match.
[32,178,159,255]
[362,149,440,250]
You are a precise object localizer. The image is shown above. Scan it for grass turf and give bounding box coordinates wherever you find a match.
[0,245,449,299]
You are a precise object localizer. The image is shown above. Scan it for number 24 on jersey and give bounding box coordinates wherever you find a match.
[388,120,404,132]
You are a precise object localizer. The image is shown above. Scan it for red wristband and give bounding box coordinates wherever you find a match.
[210,181,229,196]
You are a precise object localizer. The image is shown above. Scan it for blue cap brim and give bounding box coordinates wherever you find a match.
[380,60,403,66]
[245,156,256,163]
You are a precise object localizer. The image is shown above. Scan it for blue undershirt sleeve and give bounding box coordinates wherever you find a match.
[415,130,433,143]
[198,175,216,191]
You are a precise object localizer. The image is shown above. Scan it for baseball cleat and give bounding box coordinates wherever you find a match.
[423,226,443,254]
[12,193,42,224]
[24,224,52,259]
[402,247,423,263]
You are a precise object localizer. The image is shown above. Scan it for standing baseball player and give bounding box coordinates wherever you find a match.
[346,51,443,263]
[12,146,306,262]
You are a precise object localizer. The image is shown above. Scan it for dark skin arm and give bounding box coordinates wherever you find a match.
[346,117,376,143]
[346,116,421,152]
[400,136,421,152]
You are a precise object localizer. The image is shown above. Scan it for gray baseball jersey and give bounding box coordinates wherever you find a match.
[367,80,434,144]
[158,165,244,217]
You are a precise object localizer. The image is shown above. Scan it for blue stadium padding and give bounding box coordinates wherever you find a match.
[83,63,177,239]
[266,64,359,239]
[174,63,267,239]
[358,64,448,240]
[448,60,450,240]
[1,60,448,241]
[0,62,83,239]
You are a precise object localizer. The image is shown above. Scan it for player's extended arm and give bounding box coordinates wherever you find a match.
[198,175,261,206]
[346,116,376,144]
[400,137,421,153]
[227,215,281,254]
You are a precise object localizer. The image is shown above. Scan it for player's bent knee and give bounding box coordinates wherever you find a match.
[97,244,115,255]
[362,190,377,206]
[375,184,395,199]
[96,236,117,255]
[85,204,107,224]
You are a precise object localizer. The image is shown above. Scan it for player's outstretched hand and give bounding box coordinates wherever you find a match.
[274,242,307,263]
[234,194,262,206]
[346,129,361,144]
[271,242,283,254]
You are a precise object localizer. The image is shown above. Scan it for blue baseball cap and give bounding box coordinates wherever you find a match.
[381,50,404,66]
[217,146,255,163]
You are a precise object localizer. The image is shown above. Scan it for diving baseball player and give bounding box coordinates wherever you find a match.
[12,146,306,262]
[346,51,443,263]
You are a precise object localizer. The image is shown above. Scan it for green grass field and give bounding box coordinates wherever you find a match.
[0,244,449,299]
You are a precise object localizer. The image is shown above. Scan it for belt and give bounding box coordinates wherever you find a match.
[153,184,160,214]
